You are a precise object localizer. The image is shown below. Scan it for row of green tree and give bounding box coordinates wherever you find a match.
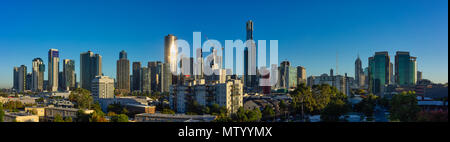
[289,83,350,122]
[66,88,128,122]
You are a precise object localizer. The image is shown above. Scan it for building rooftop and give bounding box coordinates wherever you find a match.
[5,112,36,117]
[136,113,216,120]
[125,104,155,108]
[418,101,447,106]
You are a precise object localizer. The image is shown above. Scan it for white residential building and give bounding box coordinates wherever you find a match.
[91,76,115,99]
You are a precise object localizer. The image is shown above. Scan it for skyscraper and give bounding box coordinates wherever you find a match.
[26,73,32,91]
[244,20,258,91]
[368,51,391,95]
[395,51,417,86]
[13,67,19,91]
[410,57,417,84]
[148,61,163,92]
[297,66,307,85]
[194,46,204,80]
[164,34,177,74]
[278,61,297,89]
[63,59,76,91]
[48,49,60,92]
[32,58,45,92]
[163,34,176,93]
[162,63,171,93]
[18,65,27,92]
[117,50,130,93]
[389,62,394,84]
[330,68,334,77]
[132,62,141,92]
[417,71,423,82]
[141,67,151,93]
[355,55,364,87]
[58,71,64,90]
[80,51,102,91]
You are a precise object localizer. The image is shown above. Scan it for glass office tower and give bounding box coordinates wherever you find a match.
[368,52,391,95]
[395,51,417,86]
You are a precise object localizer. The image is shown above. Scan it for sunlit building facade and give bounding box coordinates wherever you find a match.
[32,58,45,92]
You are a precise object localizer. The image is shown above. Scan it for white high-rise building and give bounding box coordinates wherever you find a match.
[215,79,243,114]
[170,79,243,114]
[91,76,115,99]
[32,58,45,92]
[48,49,60,92]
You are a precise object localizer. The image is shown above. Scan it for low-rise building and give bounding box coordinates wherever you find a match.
[135,113,216,122]
[125,104,156,115]
[3,112,39,122]
[25,107,46,117]
[307,73,349,96]
[97,96,148,112]
[0,96,36,104]
[417,99,448,112]
[44,107,94,122]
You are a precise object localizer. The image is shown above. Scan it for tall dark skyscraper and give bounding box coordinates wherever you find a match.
[395,51,417,86]
[244,20,258,91]
[355,55,364,87]
[368,51,391,95]
[26,73,32,91]
[18,65,27,92]
[13,67,19,91]
[63,59,76,91]
[58,71,64,90]
[148,61,163,92]
[141,67,151,93]
[80,51,102,91]
[417,71,423,82]
[119,50,127,59]
[132,62,141,91]
[117,50,130,93]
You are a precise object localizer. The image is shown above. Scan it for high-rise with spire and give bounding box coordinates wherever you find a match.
[244,20,258,91]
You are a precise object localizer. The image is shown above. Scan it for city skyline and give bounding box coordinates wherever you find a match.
[0,0,448,88]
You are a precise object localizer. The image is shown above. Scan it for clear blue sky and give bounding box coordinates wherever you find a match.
[0,0,448,88]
